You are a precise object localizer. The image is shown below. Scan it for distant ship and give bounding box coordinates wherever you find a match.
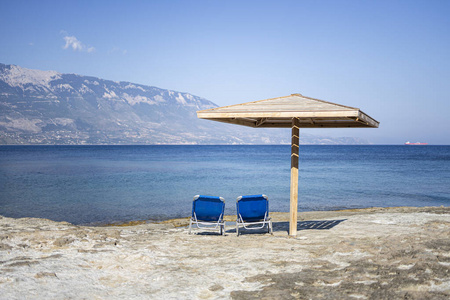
[405,141,428,145]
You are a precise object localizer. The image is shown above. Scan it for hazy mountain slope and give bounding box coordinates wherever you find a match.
[0,63,368,145]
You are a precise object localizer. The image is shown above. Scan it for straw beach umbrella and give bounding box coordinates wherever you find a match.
[197,93,379,236]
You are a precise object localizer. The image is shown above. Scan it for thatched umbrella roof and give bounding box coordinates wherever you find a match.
[197,93,379,128]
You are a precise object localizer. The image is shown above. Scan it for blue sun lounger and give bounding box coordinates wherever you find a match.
[189,195,226,235]
[236,194,273,236]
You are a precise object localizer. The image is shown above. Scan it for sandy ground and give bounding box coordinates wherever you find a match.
[0,206,449,299]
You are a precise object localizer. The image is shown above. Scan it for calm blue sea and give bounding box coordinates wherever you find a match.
[0,145,449,225]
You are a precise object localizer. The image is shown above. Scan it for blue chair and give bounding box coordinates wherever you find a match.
[189,195,226,235]
[236,194,273,236]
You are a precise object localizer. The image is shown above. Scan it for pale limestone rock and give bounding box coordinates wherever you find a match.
[0,207,449,299]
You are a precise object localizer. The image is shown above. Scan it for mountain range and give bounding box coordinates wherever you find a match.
[0,63,369,145]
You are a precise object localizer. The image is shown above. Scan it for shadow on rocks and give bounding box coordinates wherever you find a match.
[272,219,346,234]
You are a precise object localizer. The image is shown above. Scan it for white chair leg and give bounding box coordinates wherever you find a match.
[188,219,192,234]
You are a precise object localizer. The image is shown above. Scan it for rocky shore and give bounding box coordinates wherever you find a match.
[1,206,449,299]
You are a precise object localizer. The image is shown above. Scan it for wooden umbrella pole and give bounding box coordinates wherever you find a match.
[289,117,300,236]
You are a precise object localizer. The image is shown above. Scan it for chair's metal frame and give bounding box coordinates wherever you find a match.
[236,194,273,236]
[188,195,226,235]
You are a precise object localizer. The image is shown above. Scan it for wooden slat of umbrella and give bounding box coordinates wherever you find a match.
[197,93,379,236]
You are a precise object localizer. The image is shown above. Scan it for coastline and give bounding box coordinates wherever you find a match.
[104,206,450,227]
[1,206,449,299]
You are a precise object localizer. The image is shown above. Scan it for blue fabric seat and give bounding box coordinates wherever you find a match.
[189,195,225,235]
[236,194,273,236]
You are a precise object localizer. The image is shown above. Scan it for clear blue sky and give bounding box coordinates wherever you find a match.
[1,0,449,144]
